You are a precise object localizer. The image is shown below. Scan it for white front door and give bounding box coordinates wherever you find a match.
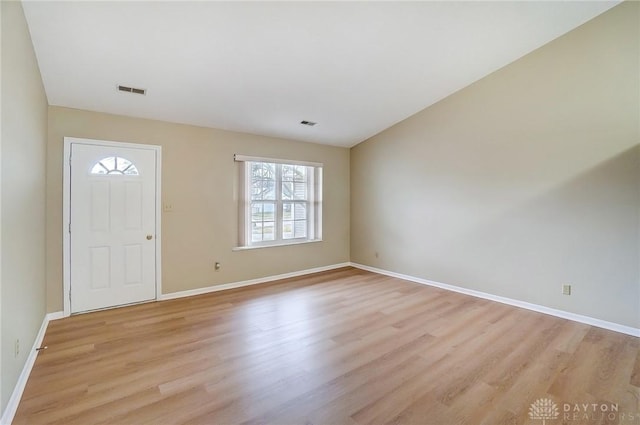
[70,142,158,313]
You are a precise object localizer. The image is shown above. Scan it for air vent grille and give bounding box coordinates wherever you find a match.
[300,120,317,126]
[117,85,146,95]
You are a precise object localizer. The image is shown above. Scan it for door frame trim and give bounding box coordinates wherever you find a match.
[63,137,162,317]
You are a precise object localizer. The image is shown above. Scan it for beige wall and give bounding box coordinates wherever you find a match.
[1,0,48,412]
[351,2,640,328]
[47,107,350,313]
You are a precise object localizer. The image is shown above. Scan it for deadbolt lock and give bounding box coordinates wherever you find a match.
[146,235,153,240]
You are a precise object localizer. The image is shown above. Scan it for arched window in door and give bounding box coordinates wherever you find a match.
[90,156,139,175]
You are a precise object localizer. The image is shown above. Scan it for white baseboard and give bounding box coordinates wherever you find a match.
[350,262,640,338]
[46,311,64,321]
[0,312,58,425]
[159,262,351,301]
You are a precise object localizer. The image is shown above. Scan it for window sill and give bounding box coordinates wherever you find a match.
[233,239,322,251]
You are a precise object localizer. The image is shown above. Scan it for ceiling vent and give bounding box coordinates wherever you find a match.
[300,120,317,126]
[117,85,146,95]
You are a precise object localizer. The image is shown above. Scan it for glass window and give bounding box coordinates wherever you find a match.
[90,156,139,175]
[240,160,322,247]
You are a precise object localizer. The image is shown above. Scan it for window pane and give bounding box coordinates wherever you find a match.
[260,163,275,181]
[294,182,307,200]
[251,203,263,222]
[90,156,139,176]
[282,181,293,200]
[251,180,262,200]
[123,165,138,175]
[263,202,275,221]
[294,203,306,220]
[251,222,263,242]
[102,156,116,171]
[283,203,293,220]
[294,221,307,238]
[294,166,307,182]
[263,222,275,241]
[251,162,276,201]
[92,163,108,174]
[263,180,276,200]
[282,164,294,181]
[283,221,294,239]
[251,162,262,179]
[116,157,132,172]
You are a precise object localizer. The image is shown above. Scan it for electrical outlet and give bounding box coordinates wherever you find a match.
[163,203,174,212]
[15,339,20,357]
[562,284,572,295]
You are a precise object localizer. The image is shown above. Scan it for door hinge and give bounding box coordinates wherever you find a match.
[68,223,71,233]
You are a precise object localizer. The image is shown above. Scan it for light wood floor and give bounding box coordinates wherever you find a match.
[13,267,640,425]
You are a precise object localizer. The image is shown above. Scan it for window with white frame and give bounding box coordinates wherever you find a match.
[235,155,322,248]
[90,156,139,175]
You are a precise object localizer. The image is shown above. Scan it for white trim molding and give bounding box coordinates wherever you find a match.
[46,311,65,321]
[160,263,350,301]
[62,137,162,317]
[350,263,640,338]
[0,312,61,425]
[233,154,323,168]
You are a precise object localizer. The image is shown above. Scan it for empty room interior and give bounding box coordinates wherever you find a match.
[1,1,639,424]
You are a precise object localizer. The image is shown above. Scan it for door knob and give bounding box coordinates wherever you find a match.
[146,235,153,240]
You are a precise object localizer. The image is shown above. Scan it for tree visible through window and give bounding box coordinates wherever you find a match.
[251,162,277,242]
[241,159,322,247]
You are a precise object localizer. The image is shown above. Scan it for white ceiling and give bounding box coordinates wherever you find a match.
[22,1,619,148]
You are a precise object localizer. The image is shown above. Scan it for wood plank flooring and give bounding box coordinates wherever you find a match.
[13,267,640,425]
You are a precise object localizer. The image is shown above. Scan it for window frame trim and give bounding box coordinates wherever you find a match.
[234,154,322,168]
[236,155,323,249]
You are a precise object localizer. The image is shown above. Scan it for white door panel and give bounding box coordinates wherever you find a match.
[70,143,157,313]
